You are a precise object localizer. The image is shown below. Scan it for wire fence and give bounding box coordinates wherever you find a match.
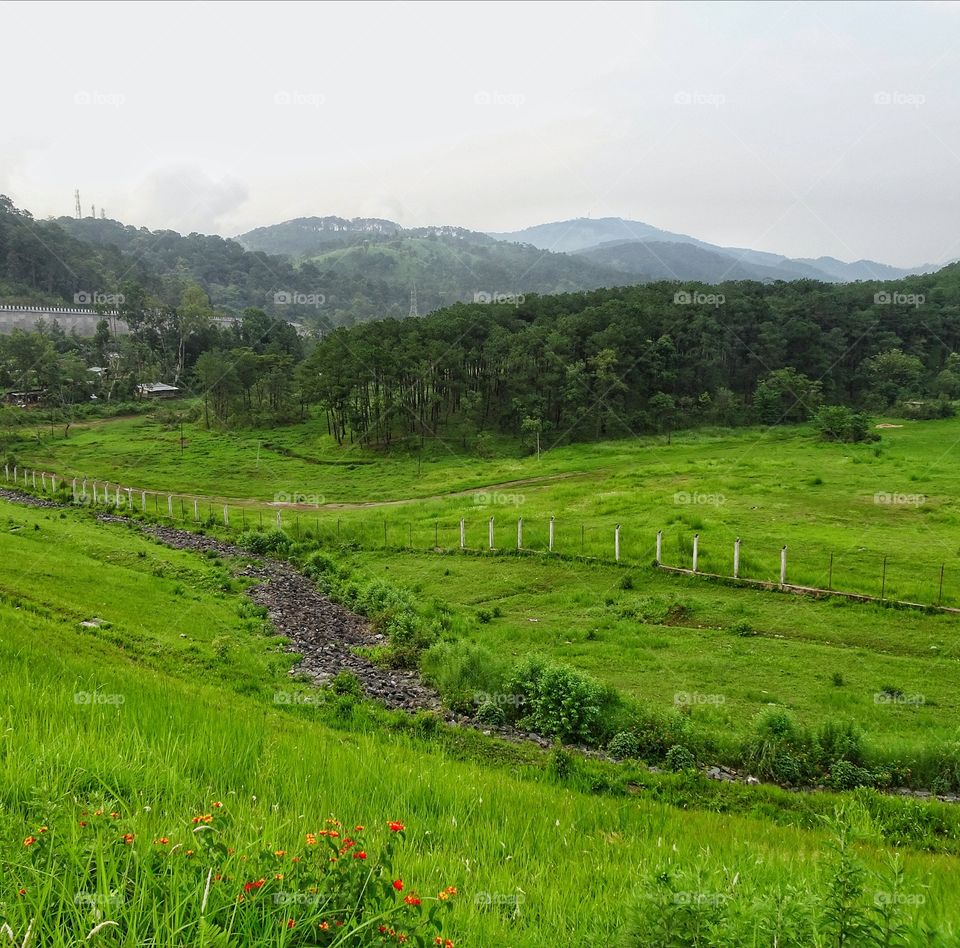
[5,464,959,612]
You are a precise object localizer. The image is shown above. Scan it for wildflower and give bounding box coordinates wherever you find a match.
[353,850,367,860]
[192,814,213,825]
[185,850,195,856]
[392,879,404,891]
[355,824,364,832]
[325,818,341,826]
[404,895,421,906]
[94,809,104,817]
[306,834,317,845]
[274,850,286,857]
[154,837,170,845]
[275,873,284,880]
[438,891,450,901]
[379,927,388,935]
[122,834,135,845]
[445,887,457,895]
[38,826,48,834]
[388,821,405,832]
[213,801,223,808]
[79,821,88,828]
[18,889,26,896]
[319,922,329,931]
[110,812,120,820]
[291,857,301,863]
[23,836,37,847]
[286,919,296,930]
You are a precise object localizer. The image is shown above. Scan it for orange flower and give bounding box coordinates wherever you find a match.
[274,850,286,857]
[286,919,296,930]
[212,801,223,808]
[18,888,26,896]
[388,821,405,832]
[353,850,367,860]
[38,826,48,834]
[192,814,213,825]
[94,810,104,817]
[122,833,135,845]
[79,821,88,828]
[354,825,364,832]
[274,873,284,880]
[23,836,37,847]
[404,895,421,906]
[319,921,329,931]
[154,837,170,845]
[110,812,120,820]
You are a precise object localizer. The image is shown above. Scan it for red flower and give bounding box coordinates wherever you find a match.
[23,836,37,847]
[213,801,223,808]
[122,833,135,845]
[404,895,421,906]
[78,821,88,828]
[388,821,405,832]
[286,919,295,930]
[353,850,367,860]
[18,888,26,896]
[392,879,404,891]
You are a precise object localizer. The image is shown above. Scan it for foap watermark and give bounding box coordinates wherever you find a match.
[75,691,125,706]
[274,491,325,507]
[74,893,124,909]
[874,491,925,507]
[674,691,725,707]
[474,291,526,306]
[273,691,322,707]
[874,291,924,309]
[74,90,125,108]
[74,290,125,306]
[273,90,325,108]
[473,691,523,708]
[674,491,725,507]
[473,90,525,108]
[874,691,925,706]
[274,892,323,907]
[674,290,725,307]
[472,491,525,507]
[873,91,925,108]
[874,891,926,907]
[475,892,525,908]
[672,892,726,906]
[674,90,725,108]
[274,290,326,307]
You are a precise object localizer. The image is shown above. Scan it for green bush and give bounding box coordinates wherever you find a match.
[665,744,697,772]
[607,731,641,760]
[236,528,291,555]
[506,656,606,744]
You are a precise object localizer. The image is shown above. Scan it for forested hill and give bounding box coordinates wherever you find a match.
[301,267,960,446]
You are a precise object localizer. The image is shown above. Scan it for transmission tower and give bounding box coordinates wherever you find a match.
[74,189,81,219]
[408,283,419,318]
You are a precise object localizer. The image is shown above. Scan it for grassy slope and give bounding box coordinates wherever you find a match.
[7,501,960,942]
[13,413,960,605]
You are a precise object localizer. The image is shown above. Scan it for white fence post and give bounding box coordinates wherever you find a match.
[517,517,523,550]
[82,479,87,500]
[41,472,46,491]
[167,495,173,516]
[31,471,36,489]
[277,510,282,530]
[734,537,741,579]
[126,488,133,509]
[116,486,122,507]
[549,516,555,552]
[692,533,699,573]
[223,505,229,526]
[615,523,621,562]
[488,516,495,550]
[459,518,465,549]
[51,475,57,493]
[141,491,146,512]
[780,545,787,587]
[194,499,199,522]
[72,478,78,501]
[3,465,8,482]
[655,530,662,565]
[92,480,97,503]
[12,466,17,482]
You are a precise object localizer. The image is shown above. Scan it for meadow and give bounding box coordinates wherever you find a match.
[6,500,960,943]
[7,411,960,941]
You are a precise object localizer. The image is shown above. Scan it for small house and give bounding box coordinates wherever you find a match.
[137,382,181,400]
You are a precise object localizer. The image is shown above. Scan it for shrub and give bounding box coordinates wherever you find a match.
[813,405,875,443]
[329,671,363,697]
[827,759,877,791]
[665,744,697,772]
[237,528,291,556]
[815,719,864,768]
[506,656,605,744]
[730,619,755,637]
[608,731,641,760]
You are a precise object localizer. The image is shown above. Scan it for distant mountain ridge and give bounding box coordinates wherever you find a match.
[490,216,944,283]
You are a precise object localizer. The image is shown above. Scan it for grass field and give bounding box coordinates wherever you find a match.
[8,411,960,783]
[7,500,960,943]
[10,411,960,605]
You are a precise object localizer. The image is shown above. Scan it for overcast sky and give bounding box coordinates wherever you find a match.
[1,0,957,266]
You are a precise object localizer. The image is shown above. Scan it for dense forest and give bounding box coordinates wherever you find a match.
[299,270,960,447]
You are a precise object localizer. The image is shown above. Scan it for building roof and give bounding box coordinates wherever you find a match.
[137,382,180,393]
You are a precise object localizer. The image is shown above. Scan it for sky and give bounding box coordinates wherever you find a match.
[1,0,958,266]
